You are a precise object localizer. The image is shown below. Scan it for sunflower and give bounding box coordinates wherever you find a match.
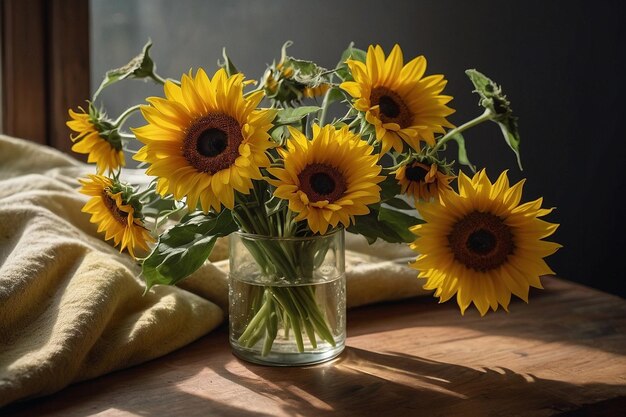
[340,44,454,154]
[268,124,384,234]
[409,169,560,315]
[133,68,276,212]
[395,160,455,202]
[67,106,124,174]
[79,174,154,258]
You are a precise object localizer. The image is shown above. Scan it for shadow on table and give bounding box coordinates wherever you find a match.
[206,346,626,417]
[347,278,626,357]
[3,343,624,417]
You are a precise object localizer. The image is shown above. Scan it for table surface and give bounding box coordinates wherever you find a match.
[3,277,626,417]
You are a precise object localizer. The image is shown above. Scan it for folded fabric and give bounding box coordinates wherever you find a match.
[0,135,428,407]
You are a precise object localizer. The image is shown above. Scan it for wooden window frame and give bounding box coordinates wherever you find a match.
[1,0,90,155]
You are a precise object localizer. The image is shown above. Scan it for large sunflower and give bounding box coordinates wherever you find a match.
[410,169,560,315]
[133,68,276,212]
[67,107,124,174]
[79,174,154,258]
[396,160,455,202]
[340,45,454,154]
[268,125,384,234]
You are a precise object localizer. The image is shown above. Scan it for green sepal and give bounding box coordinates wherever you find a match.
[466,69,522,169]
[336,42,367,81]
[218,47,239,76]
[141,210,238,290]
[93,40,156,100]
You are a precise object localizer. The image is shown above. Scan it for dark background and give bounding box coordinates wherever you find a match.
[92,0,626,297]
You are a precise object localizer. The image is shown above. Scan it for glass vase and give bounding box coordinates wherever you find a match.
[228,228,346,366]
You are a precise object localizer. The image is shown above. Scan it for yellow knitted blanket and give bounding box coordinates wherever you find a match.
[0,135,426,407]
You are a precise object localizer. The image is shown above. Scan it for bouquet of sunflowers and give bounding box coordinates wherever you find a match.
[68,41,559,363]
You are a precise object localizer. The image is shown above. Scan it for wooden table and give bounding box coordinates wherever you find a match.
[3,277,626,416]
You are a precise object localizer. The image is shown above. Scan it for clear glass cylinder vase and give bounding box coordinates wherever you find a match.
[228,228,346,366]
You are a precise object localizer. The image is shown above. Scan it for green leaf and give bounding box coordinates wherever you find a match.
[218,47,239,76]
[93,40,156,100]
[141,210,238,289]
[384,197,414,211]
[336,42,367,81]
[282,56,331,88]
[274,106,321,125]
[141,198,179,218]
[347,205,422,244]
[326,86,350,105]
[377,207,421,243]
[269,125,288,145]
[379,174,401,203]
[449,132,476,172]
[497,119,523,170]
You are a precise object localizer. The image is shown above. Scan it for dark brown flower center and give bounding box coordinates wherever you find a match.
[405,163,430,183]
[182,113,243,174]
[370,86,413,128]
[101,190,128,225]
[447,211,515,271]
[298,163,347,203]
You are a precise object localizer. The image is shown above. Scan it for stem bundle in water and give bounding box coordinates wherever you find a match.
[229,192,344,360]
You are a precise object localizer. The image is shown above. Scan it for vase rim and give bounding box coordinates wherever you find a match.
[234,227,344,241]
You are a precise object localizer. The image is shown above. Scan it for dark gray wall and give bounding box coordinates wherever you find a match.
[92,0,626,297]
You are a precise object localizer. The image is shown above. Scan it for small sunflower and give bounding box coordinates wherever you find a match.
[395,160,455,202]
[67,106,124,174]
[79,174,154,258]
[268,125,384,234]
[133,68,276,212]
[410,169,560,315]
[340,44,454,154]
[303,83,331,99]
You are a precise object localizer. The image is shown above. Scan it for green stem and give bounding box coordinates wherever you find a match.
[318,87,333,127]
[427,108,493,156]
[114,105,142,127]
[237,296,272,344]
[150,72,170,86]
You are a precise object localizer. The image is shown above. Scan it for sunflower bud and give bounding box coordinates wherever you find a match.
[465,69,522,169]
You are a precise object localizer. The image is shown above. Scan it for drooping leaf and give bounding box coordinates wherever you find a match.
[93,40,156,100]
[141,210,238,290]
[497,119,522,170]
[449,132,476,172]
[466,69,523,169]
